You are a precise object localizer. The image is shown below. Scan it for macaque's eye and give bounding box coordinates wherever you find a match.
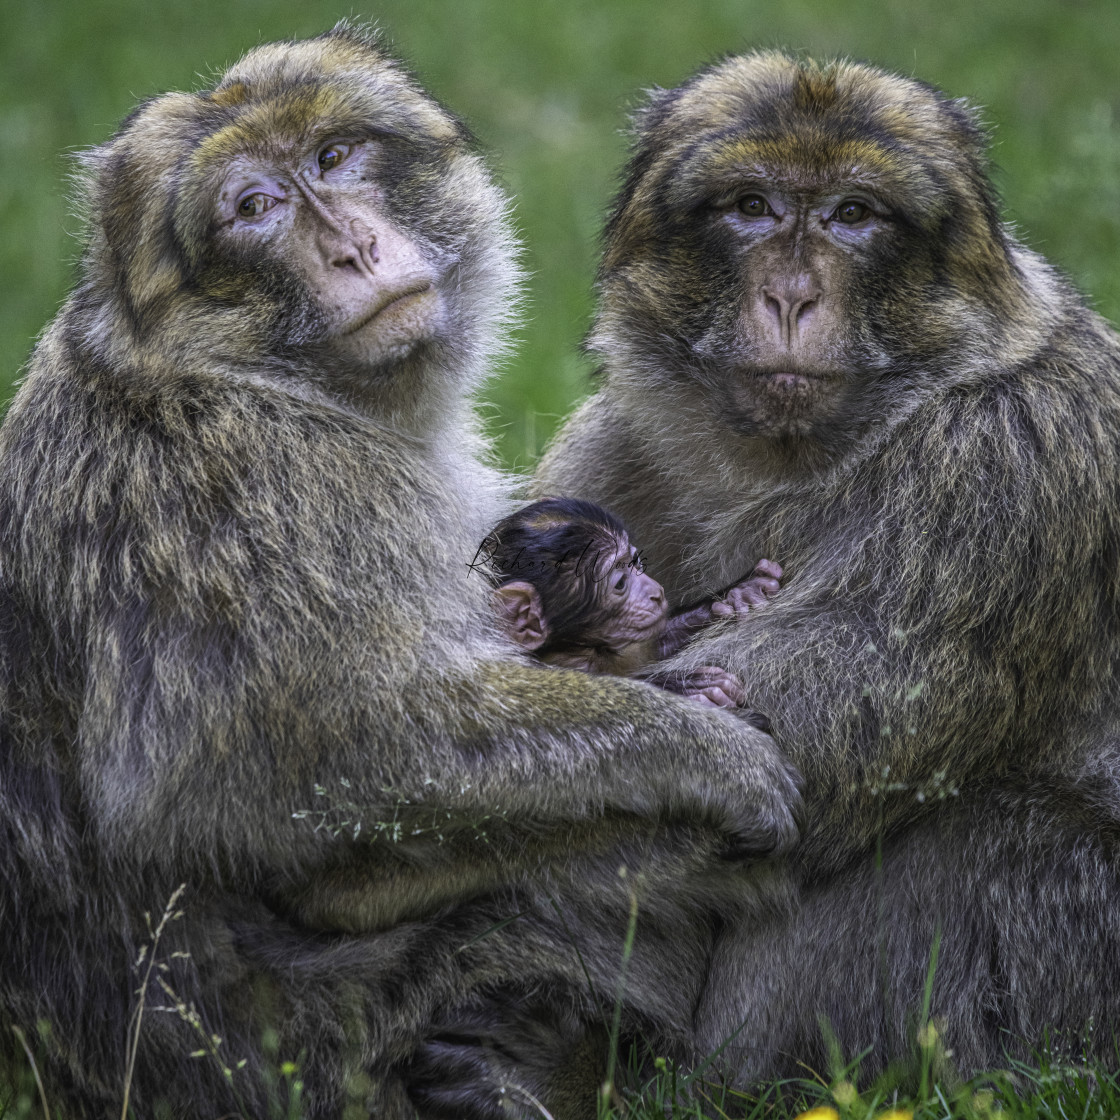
[236,192,279,220]
[738,194,774,219]
[614,572,628,593]
[833,199,871,225]
[318,143,351,173]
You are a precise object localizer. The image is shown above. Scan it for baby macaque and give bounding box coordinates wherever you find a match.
[480,497,781,711]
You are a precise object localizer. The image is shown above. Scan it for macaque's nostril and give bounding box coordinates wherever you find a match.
[331,234,379,273]
[763,290,784,325]
[793,295,817,325]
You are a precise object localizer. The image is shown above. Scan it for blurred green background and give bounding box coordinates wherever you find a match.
[3,0,1118,469]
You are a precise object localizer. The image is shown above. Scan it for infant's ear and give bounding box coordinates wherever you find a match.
[493,581,549,651]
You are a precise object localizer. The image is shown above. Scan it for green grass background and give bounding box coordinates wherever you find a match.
[2,0,1118,469]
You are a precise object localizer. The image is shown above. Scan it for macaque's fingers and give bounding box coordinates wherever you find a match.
[702,686,738,709]
[741,585,771,608]
[720,585,766,614]
[719,561,784,615]
[690,666,746,706]
[748,576,782,597]
[683,691,721,708]
[676,667,747,710]
[752,558,783,581]
[713,592,743,615]
[737,575,781,599]
[682,686,736,709]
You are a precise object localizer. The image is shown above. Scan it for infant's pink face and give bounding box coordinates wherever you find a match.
[592,535,668,649]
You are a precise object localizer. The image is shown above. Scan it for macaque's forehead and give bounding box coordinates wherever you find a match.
[623,52,985,230]
[595,534,634,573]
[188,38,460,170]
[665,54,948,150]
[110,33,460,190]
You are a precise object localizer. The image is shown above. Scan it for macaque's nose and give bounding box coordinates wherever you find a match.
[296,175,382,277]
[760,275,821,347]
[328,225,380,275]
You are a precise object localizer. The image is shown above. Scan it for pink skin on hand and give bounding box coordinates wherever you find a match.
[677,665,746,710]
[652,559,783,713]
[657,558,783,661]
[710,559,783,618]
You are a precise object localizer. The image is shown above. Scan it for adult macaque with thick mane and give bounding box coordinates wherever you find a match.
[538,52,1120,1077]
[0,28,801,1118]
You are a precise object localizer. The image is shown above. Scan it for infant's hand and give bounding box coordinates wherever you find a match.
[711,559,783,618]
[658,665,746,710]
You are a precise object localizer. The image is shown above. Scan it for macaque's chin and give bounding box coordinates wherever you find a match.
[716,368,851,438]
[329,287,442,364]
[615,614,668,649]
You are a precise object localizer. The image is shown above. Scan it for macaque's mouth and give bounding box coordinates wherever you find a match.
[752,366,842,391]
[345,281,434,334]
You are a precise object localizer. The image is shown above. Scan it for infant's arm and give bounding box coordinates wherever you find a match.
[658,559,783,659]
[640,559,782,716]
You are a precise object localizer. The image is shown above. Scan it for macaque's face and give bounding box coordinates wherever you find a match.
[492,528,668,657]
[211,136,446,370]
[590,535,668,651]
[592,53,1022,458]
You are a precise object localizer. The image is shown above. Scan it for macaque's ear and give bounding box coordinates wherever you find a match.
[493,581,549,651]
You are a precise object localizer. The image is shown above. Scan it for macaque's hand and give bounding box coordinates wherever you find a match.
[711,559,783,618]
[651,665,746,710]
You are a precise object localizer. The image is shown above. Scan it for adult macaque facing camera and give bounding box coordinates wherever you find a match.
[481,496,782,710]
[536,48,1120,1082]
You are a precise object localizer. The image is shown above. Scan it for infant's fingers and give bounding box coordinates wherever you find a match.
[722,679,746,706]
[753,559,783,580]
[710,599,734,618]
[749,576,781,596]
[693,667,745,704]
[697,686,736,709]
[721,589,748,612]
[685,692,719,708]
[737,585,768,609]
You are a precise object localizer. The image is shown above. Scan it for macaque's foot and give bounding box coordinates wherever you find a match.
[406,1034,528,1119]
